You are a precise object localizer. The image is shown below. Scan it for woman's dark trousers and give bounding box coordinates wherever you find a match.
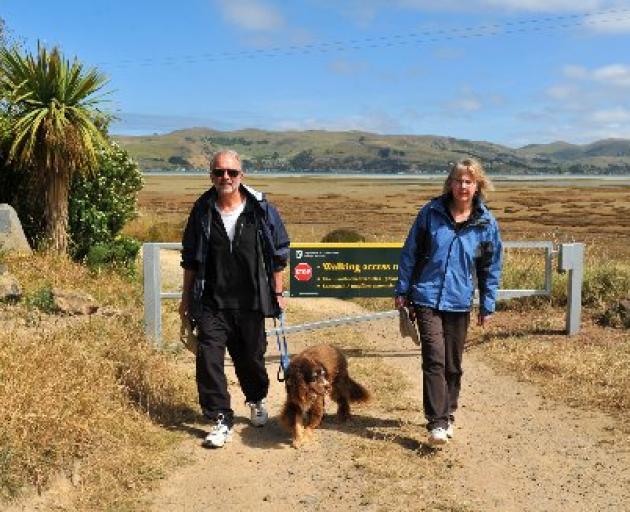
[416,307,470,431]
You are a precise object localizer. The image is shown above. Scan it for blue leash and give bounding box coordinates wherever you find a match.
[274,312,290,382]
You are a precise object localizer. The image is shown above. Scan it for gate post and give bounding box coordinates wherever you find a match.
[558,243,584,335]
[143,243,162,347]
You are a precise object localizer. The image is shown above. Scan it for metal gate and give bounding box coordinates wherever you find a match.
[143,241,584,346]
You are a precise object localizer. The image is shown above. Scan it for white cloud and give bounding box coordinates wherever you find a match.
[481,0,603,10]
[546,84,578,99]
[335,1,630,35]
[377,0,612,13]
[216,0,284,32]
[590,107,630,124]
[585,11,630,33]
[592,64,630,86]
[518,61,630,143]
[562,63,630,87]
[563,65,588,79]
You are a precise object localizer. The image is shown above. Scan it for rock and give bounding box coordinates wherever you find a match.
[0,204,32,254]
[95,306,133,320]
[52,288,98,315]
[299,495,319,506]
[95,306,123,317]
[0,272,22,301]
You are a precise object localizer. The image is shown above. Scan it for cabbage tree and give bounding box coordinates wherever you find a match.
[0,44,109,252]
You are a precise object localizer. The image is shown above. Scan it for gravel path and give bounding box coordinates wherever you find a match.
[147,297,630,512]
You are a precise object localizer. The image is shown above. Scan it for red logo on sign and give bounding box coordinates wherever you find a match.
[294,262,313,282]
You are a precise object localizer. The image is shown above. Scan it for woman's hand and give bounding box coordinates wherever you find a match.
[477,312,493,327]
[394,296,407,309]
[395,296,416,322]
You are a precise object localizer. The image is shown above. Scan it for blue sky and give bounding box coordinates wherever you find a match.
[3,1,630,147]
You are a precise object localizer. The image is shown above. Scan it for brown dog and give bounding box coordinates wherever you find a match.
[279,344,370,448]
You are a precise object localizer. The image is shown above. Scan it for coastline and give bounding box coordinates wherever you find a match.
[143,171,630,183]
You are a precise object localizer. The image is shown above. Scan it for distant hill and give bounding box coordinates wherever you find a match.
[113,128,630,175]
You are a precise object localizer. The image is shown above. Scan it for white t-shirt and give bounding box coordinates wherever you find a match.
[215,201,246,248]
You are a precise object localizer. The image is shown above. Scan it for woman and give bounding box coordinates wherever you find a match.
[394,158,502,446]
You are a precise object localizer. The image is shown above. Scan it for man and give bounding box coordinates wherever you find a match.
[179,149,289,448]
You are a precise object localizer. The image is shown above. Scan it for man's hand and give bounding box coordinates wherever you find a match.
[180,269,195,321]
[179,299,189,320]
[277,294,286,311]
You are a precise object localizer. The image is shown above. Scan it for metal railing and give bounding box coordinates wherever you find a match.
[143,241,583,346]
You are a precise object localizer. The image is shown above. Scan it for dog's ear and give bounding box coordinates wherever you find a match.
[285,361,308,403]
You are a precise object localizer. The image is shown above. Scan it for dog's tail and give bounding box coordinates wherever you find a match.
[348,378,371,403]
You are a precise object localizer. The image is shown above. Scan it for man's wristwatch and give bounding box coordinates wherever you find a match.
[275,291,284,296]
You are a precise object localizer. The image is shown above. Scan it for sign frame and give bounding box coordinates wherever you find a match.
[289,242,403,298]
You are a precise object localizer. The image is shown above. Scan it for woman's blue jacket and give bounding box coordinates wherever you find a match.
[395,194,503,315]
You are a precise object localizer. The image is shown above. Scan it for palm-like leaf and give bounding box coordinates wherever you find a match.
[0,44,110,252]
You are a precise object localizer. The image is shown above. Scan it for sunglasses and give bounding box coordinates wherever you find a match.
[212,168,241,178]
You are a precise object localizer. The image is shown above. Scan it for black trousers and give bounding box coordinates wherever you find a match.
[415,307,470,431]
[196,305,269,428]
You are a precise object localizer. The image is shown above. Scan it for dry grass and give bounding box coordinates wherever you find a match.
[0,254,197,510]
[469,310,630,428]
[501,247,630,309]
[4,252,142,310]
[135,175,630,260]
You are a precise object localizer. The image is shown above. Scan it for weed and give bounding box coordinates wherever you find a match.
[23,283,55,313]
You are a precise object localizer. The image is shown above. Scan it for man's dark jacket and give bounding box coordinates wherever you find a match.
[181,184,290,319]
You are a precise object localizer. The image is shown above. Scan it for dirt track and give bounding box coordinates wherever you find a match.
[147,297,630,512]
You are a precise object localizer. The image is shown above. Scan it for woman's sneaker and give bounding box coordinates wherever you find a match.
[428,427,449,446]
[247,399,268,427]
[202,414,232,448]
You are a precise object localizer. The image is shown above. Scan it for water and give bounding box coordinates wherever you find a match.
[143,170,630,184]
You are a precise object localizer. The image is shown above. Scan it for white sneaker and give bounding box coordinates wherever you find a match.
[446,422,454,439]
[247,399,268,427]
[428,427,449,446]
[202,414,232,448]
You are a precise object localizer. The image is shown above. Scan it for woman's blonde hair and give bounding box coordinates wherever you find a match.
[443,157,494,201]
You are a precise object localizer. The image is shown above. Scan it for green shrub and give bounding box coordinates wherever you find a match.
[321,228,365,243]
[582,262,630,308]
[0,139,142,259]
[500,251,630,311]
[597,300,630,329]
[69,141,143,260]
[85,236,141,274]
[23,283,55,313]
